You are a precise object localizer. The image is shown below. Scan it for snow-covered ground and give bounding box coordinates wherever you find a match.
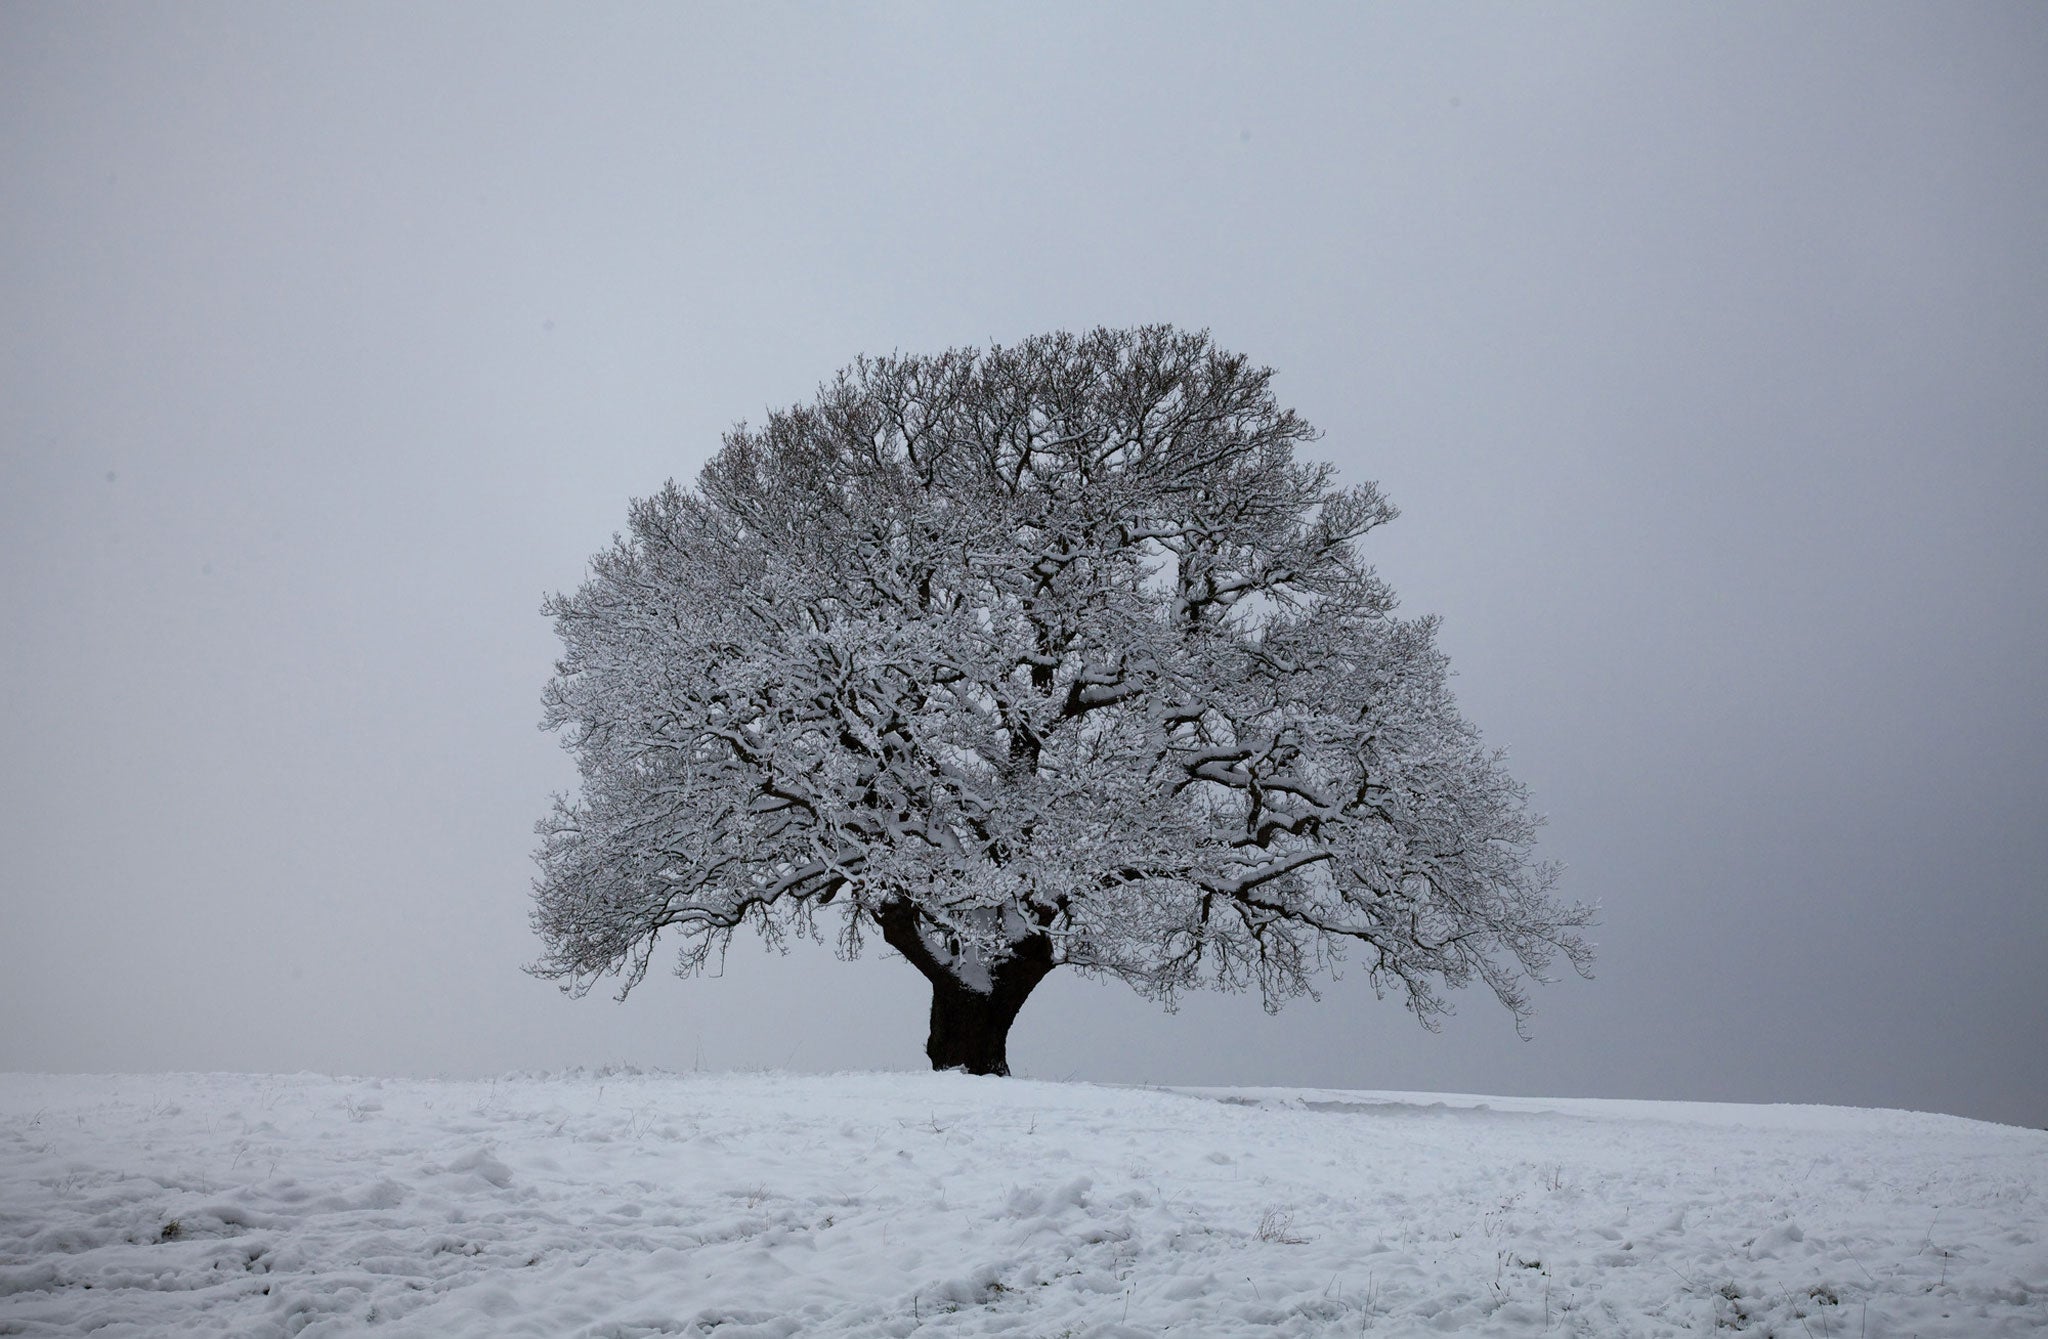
[0,1071,2040,1337]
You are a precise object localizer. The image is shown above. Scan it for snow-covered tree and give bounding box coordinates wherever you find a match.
[531,327,1593,1075]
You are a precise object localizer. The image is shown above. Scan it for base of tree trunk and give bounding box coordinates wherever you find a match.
[924,979,1024,1076]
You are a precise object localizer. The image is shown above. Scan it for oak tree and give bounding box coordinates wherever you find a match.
[531,327,1592,1074]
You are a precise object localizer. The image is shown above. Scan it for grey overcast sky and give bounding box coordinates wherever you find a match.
[4,4,2044,1128]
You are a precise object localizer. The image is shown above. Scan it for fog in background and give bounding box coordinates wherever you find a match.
[4,4,2043,1128]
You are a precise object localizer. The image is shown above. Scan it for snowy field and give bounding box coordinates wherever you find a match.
[0,1071,2041,1337]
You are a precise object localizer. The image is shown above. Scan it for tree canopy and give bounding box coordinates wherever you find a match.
[531,326,1593,1073]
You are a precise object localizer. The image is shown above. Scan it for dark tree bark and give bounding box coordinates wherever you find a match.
[875,902,1057,1076]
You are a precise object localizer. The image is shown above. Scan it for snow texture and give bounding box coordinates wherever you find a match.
[1,1070,2041,1337]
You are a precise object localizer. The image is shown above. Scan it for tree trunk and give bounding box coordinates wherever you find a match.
[875,902,1057,1076]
